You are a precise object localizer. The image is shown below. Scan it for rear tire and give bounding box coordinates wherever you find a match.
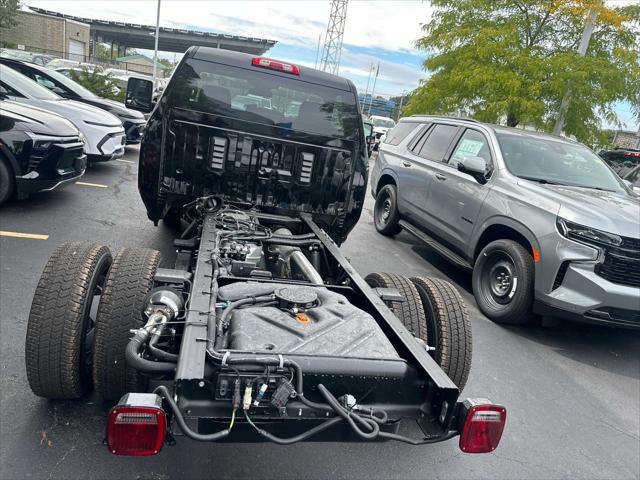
[0,157,15,205]
[409,277,472,390]
[162,206,183,232]
[25,242,112,399]
[92,247,161,401]
[365,272,426,339]
[472,239,534,325]
[373,184,402,236]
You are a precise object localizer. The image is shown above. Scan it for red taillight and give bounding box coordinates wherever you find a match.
[624,151,640,157]
[107,405,165,456]
[252,57,300,75]
[459,402,506,453]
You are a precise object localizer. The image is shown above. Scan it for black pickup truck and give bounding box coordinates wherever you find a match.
[24,47,505,456]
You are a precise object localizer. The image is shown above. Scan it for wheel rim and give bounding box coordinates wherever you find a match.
[376,191,392,226]
[479,251,518,308]
[80,261,110,383]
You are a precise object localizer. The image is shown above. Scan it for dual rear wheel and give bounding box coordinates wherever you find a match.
[25,243,161,401]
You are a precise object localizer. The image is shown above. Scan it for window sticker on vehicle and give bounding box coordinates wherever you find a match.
[456,138,484,156]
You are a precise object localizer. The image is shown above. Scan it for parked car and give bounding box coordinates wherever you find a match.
[598,147,640,176]
[0,64,125,162]
[46,59,102,72]
[369,115,396,150]
[0,98,86,205]
[0,48,56,66]
[22,48,506,459]
[370,116,640,328]
[1,58,146,144]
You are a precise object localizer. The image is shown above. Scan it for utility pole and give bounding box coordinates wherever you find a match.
[320,0,349,75]
[396,91,406,121]
[362,63,373,110]
[367,62,380,116]
[151,0,161,94]
[314,34,322,69]
[553,3,600,136]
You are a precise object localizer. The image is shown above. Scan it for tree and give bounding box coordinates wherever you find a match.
[0,0,20,29]
[69,69,124,101]
[404,0,640,143]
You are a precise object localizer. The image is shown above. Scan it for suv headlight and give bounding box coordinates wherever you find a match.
[26,132,63,150]
[557,218,622,247]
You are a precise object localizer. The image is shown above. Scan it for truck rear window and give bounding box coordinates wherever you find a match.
[169,58,360,140]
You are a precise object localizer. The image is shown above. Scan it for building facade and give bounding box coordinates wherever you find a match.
[359,94,396,118]
[0,10,90,60]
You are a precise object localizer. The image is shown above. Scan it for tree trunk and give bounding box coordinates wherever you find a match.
[506,112,519,127]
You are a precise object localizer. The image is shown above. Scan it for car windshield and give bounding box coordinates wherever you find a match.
[169,58,360,139]
[39,67,98,98]
[496,132,625,193]
[0,65,60,100]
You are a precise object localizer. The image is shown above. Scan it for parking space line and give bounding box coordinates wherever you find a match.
[0,230,49,240]
[115,158,135,164]
[76,181,109,188]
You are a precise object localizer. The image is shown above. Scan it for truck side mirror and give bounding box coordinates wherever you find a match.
[125,77,154,113]
[458,155,488,184]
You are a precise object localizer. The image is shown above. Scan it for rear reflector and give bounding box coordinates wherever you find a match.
[459,400,506,453]
[252,57,300,75]
[107,394,166,456]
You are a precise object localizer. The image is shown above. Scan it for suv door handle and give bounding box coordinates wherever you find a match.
[402,160,412,167]
[435,173,447,181]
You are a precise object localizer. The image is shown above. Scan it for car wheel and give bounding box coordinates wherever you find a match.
[472,240,534,325]
[0,156,15,205]
[410,276,472,390]
[25,242,112,399]
[374,184,402,236]
[92,247,161,401]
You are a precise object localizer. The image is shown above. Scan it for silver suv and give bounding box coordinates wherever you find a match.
[370,116,640,328]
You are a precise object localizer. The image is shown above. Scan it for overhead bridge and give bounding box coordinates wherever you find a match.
[29,7,276,56]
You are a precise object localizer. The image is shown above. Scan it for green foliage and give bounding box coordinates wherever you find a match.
[0,0,20,29]
[69,69,124,101]
[405,0,640,144]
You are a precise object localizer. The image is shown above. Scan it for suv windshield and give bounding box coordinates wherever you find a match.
[371,117,395,128]
[0,64,60,101]
[496,132,625,192]
[169,58,360,139]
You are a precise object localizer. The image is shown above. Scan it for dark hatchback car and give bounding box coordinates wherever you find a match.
[0,98,86,205]
[0,58,146,144]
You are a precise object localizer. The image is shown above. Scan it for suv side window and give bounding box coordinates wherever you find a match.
[384,122,418,146]
[416,124,459,161]
[448,128,492,168]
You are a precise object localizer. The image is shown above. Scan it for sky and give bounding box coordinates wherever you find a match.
[22,0,638,130]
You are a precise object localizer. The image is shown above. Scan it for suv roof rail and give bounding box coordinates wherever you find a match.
[409,114,480,123]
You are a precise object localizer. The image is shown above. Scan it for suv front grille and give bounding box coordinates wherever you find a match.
[597,236,640,288]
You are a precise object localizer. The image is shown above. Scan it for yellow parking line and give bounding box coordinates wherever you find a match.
[0,230,49,240]
[75,181,108,188]
[115,159,135,164]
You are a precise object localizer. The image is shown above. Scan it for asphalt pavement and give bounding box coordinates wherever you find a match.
[1,147,638,480]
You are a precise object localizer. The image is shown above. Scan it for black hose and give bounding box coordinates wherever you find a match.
[317,384,379,439]
[125,332,176,373]
[148,334,179,362]
[155,386,230,442]
[212,295,275,350]
[180,218,198,239]
[244,412,343,445]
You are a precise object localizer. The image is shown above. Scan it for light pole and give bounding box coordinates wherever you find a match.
[151,0,161,93]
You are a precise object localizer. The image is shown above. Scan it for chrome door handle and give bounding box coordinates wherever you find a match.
[435,173,447,180]
[402,161,412,167]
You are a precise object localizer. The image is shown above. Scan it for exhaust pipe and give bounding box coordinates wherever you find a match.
[273,228,323,284]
